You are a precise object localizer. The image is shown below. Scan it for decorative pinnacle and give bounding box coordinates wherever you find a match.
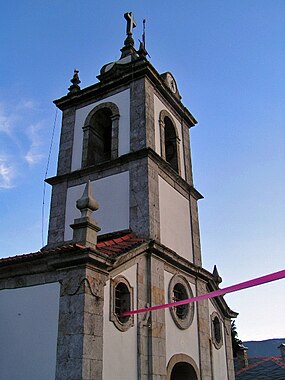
[68,69,81,94]
[76,180,99,218]
[213,265,222,285]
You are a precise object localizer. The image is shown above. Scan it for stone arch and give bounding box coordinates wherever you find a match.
[159,109,181,174]
[82,102,120,167]
[166,354,200,380]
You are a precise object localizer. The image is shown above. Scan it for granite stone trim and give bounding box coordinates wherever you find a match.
[47,181,68,245]
[81,102,120,168]
[130,78,147,151]
[166,353,200,380]
[224,317,236,380]
[210,311,223,350]
[137,255,151,379]
[168,274,195,330]
[149,256,166,378]
[152,82,197,129]
[145,78,156,151]
[56,267,107,380]
[57,107,76,176]
[181,119,193,186]
[189,195,202,267]
[196,278,212,380]
[109,275,134,331]
[159,109,182,176]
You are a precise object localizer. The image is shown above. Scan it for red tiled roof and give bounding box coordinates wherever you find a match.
[0,243,86,264]
[0,232,145,264]
[235,356,285,379]
[96,232,145,256]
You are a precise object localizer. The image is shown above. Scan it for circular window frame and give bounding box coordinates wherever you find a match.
[168,274,194,330]
[110,276,134,332]
[211,312,223,349]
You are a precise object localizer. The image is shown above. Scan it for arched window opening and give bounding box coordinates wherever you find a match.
[173,283,189,320]
[213,316,221,344]
[170,362,198,380]
[115,282,130,324]
[164,116,179,173]
[87,107,112,165]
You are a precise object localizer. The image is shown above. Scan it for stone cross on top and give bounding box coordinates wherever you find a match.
[124,12,136,36]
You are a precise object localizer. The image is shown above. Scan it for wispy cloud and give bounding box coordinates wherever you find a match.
[0,155,15,189]
[0,104,17,136]
[24,122,45,165]
[0,99,47,187]
[16,99,37,111]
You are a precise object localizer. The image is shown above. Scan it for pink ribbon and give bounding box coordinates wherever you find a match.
[121,269,285,317]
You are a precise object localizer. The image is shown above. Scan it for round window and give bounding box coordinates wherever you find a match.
[173,283,189,320]
[168,274,194,330]
[110,276,133,332]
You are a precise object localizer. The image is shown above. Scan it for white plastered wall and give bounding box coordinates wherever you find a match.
[208,300,229,380]
[64,171,129,241]
[71,88,130,171]
[153,94,186,180]
[0,283,60,380]
[164,271,200,369]
[103,266,137,380]
[158,176,193,261]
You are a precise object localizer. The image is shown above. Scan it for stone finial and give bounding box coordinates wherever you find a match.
[213,265,222,285]
[70,181,101,248]
[68,69,81,94]
[76,180,99,218]
[278,343,285,361]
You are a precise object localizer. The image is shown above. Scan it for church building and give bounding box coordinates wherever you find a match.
[0,12,237,380]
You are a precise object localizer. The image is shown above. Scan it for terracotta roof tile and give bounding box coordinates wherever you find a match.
[96,232,145,256]
[235,356,285,379]
[0,232,145,265]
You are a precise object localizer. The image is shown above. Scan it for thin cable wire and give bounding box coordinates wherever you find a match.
[41,108,58,247]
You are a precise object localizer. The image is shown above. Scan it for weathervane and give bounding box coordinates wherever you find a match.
[138,18,149,59]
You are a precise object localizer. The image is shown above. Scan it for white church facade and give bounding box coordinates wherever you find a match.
[0,12,237,380]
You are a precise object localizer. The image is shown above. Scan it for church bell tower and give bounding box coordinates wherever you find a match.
[47,12,201,266]
[45,12,237,380]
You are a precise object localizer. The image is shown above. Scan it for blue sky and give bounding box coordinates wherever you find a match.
[0,1,284,341]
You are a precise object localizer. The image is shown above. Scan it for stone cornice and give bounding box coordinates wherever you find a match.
[45,147,203,200]
[0,245,113,280]
[54,59,197,127]
[111,240,238,318]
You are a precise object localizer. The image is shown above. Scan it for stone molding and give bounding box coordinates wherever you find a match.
[82,101,120,168]
[109,275,134,331]
[168,274,195,330]
[166,353,200,380]
[159,109,182,175]
[211,311,224,350]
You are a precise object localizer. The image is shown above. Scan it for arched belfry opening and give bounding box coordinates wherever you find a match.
[159,110,180,174]
[164,116,179,172]
[82,102,120,167]
[170,362,198,380]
